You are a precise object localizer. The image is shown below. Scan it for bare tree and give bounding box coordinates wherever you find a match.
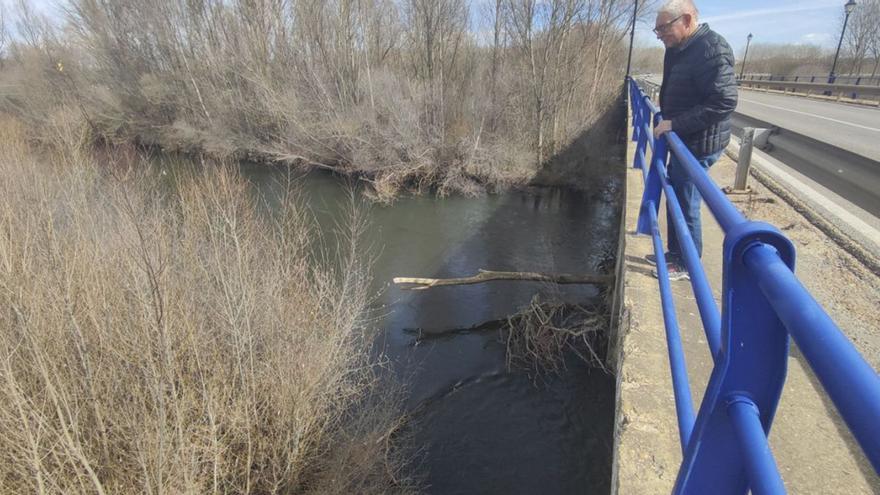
[843,0,880,75]
[402,0,469,139]
[861,0,880,77]
[0,4,7,68]
[503,0,586,165]
[737,43,831,76]
[2,0,631,197]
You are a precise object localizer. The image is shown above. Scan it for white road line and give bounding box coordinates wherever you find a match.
[739,98,880,133]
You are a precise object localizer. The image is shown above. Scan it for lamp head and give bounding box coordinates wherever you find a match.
[747,33,753,42]
[845,0,857,15]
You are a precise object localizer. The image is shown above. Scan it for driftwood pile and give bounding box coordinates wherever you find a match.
[393,269,611,374]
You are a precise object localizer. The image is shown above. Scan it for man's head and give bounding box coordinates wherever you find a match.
[655,0,699,48]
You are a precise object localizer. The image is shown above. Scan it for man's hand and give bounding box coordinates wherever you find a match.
[653,119,672,139]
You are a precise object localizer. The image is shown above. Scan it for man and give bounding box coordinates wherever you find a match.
[649,0,738,281]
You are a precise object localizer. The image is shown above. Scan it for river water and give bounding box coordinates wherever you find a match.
[240,163,621,494]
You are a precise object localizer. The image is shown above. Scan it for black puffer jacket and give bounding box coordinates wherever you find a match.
[659,24,738,157]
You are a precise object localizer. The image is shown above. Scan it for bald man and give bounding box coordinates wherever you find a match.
[649,0,737,281]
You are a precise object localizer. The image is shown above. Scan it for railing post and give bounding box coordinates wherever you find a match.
[636,127,666,235]
[632,94,650,169]
[673,222,794,494]
[633,121,647,169]
[630,80,641,142]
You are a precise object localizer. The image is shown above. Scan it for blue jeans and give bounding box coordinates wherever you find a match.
[666,150,722,261]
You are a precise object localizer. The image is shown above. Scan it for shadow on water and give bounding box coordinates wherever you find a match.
[373,185,619,495]
[234,122,623,493]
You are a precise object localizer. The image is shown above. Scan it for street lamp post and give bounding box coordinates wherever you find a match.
[625,0,639,78]
[740,33,753,81]
[830,0,858,83]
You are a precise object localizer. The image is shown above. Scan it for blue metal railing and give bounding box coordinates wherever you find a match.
[627,77,880,494]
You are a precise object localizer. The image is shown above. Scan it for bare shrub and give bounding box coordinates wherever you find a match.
[0,120,414,494]
[0,0,632,200]
[504,294,608,376]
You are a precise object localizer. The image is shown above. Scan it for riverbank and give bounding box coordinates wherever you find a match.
[4,97,623,205]
[0,103,630,492]
[0,120,416,494]
[0,0,631,204]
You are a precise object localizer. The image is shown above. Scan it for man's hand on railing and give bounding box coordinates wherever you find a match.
[654,119,672,139]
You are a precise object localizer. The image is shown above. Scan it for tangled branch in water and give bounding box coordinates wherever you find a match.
[504,295,608,376]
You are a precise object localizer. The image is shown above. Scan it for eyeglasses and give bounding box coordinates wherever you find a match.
[653,15,684,35]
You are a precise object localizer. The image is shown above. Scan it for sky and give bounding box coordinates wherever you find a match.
[11,0,854,54]
[635,0,853,53]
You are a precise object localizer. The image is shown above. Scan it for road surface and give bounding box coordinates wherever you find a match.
[736,90,880,162]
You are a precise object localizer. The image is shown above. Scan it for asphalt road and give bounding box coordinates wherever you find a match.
[732,91,880,218]
[736,90,880,162]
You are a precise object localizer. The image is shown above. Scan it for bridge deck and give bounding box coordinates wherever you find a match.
[611,137,880,493]
[738,89,880,162]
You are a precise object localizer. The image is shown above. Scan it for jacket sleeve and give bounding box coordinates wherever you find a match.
[670,48,738,135]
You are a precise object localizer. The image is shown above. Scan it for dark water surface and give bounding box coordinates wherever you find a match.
[240,164,620,494]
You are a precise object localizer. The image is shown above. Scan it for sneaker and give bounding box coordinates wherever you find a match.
[645,252,677,266]
[652,262,690,281]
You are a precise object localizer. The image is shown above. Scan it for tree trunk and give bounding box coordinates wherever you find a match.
[393,269,612,290]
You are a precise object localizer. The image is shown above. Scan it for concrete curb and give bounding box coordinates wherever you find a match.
[725,137,880,276]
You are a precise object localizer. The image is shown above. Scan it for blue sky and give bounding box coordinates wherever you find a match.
[636,0,851,52]
[13,0,852,53]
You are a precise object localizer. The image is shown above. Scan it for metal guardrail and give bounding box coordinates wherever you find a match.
[737,78,880,102]
[741,74,880,86]
[627,77,880,494]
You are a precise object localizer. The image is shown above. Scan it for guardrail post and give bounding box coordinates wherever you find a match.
[727,127,772,193]
[673,222,794,494]
[736,128,757,191]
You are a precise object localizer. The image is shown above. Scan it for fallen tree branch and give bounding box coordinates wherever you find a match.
[393,269,612,290]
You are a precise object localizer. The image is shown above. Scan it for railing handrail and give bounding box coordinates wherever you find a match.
[626,77,880,494]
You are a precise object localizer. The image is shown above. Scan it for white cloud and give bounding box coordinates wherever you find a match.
[701,3,834,24]
[800,32,834,45]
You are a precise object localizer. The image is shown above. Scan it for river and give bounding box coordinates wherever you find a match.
[239,162,621,494]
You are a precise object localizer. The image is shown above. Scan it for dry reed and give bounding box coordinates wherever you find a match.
[0,119,414,494]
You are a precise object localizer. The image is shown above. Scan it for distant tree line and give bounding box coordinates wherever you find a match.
[0,0,650,199]
[631,0,880,80]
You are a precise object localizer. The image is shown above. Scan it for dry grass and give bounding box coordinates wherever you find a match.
[0,120,414,494]
[504,294,608,376]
